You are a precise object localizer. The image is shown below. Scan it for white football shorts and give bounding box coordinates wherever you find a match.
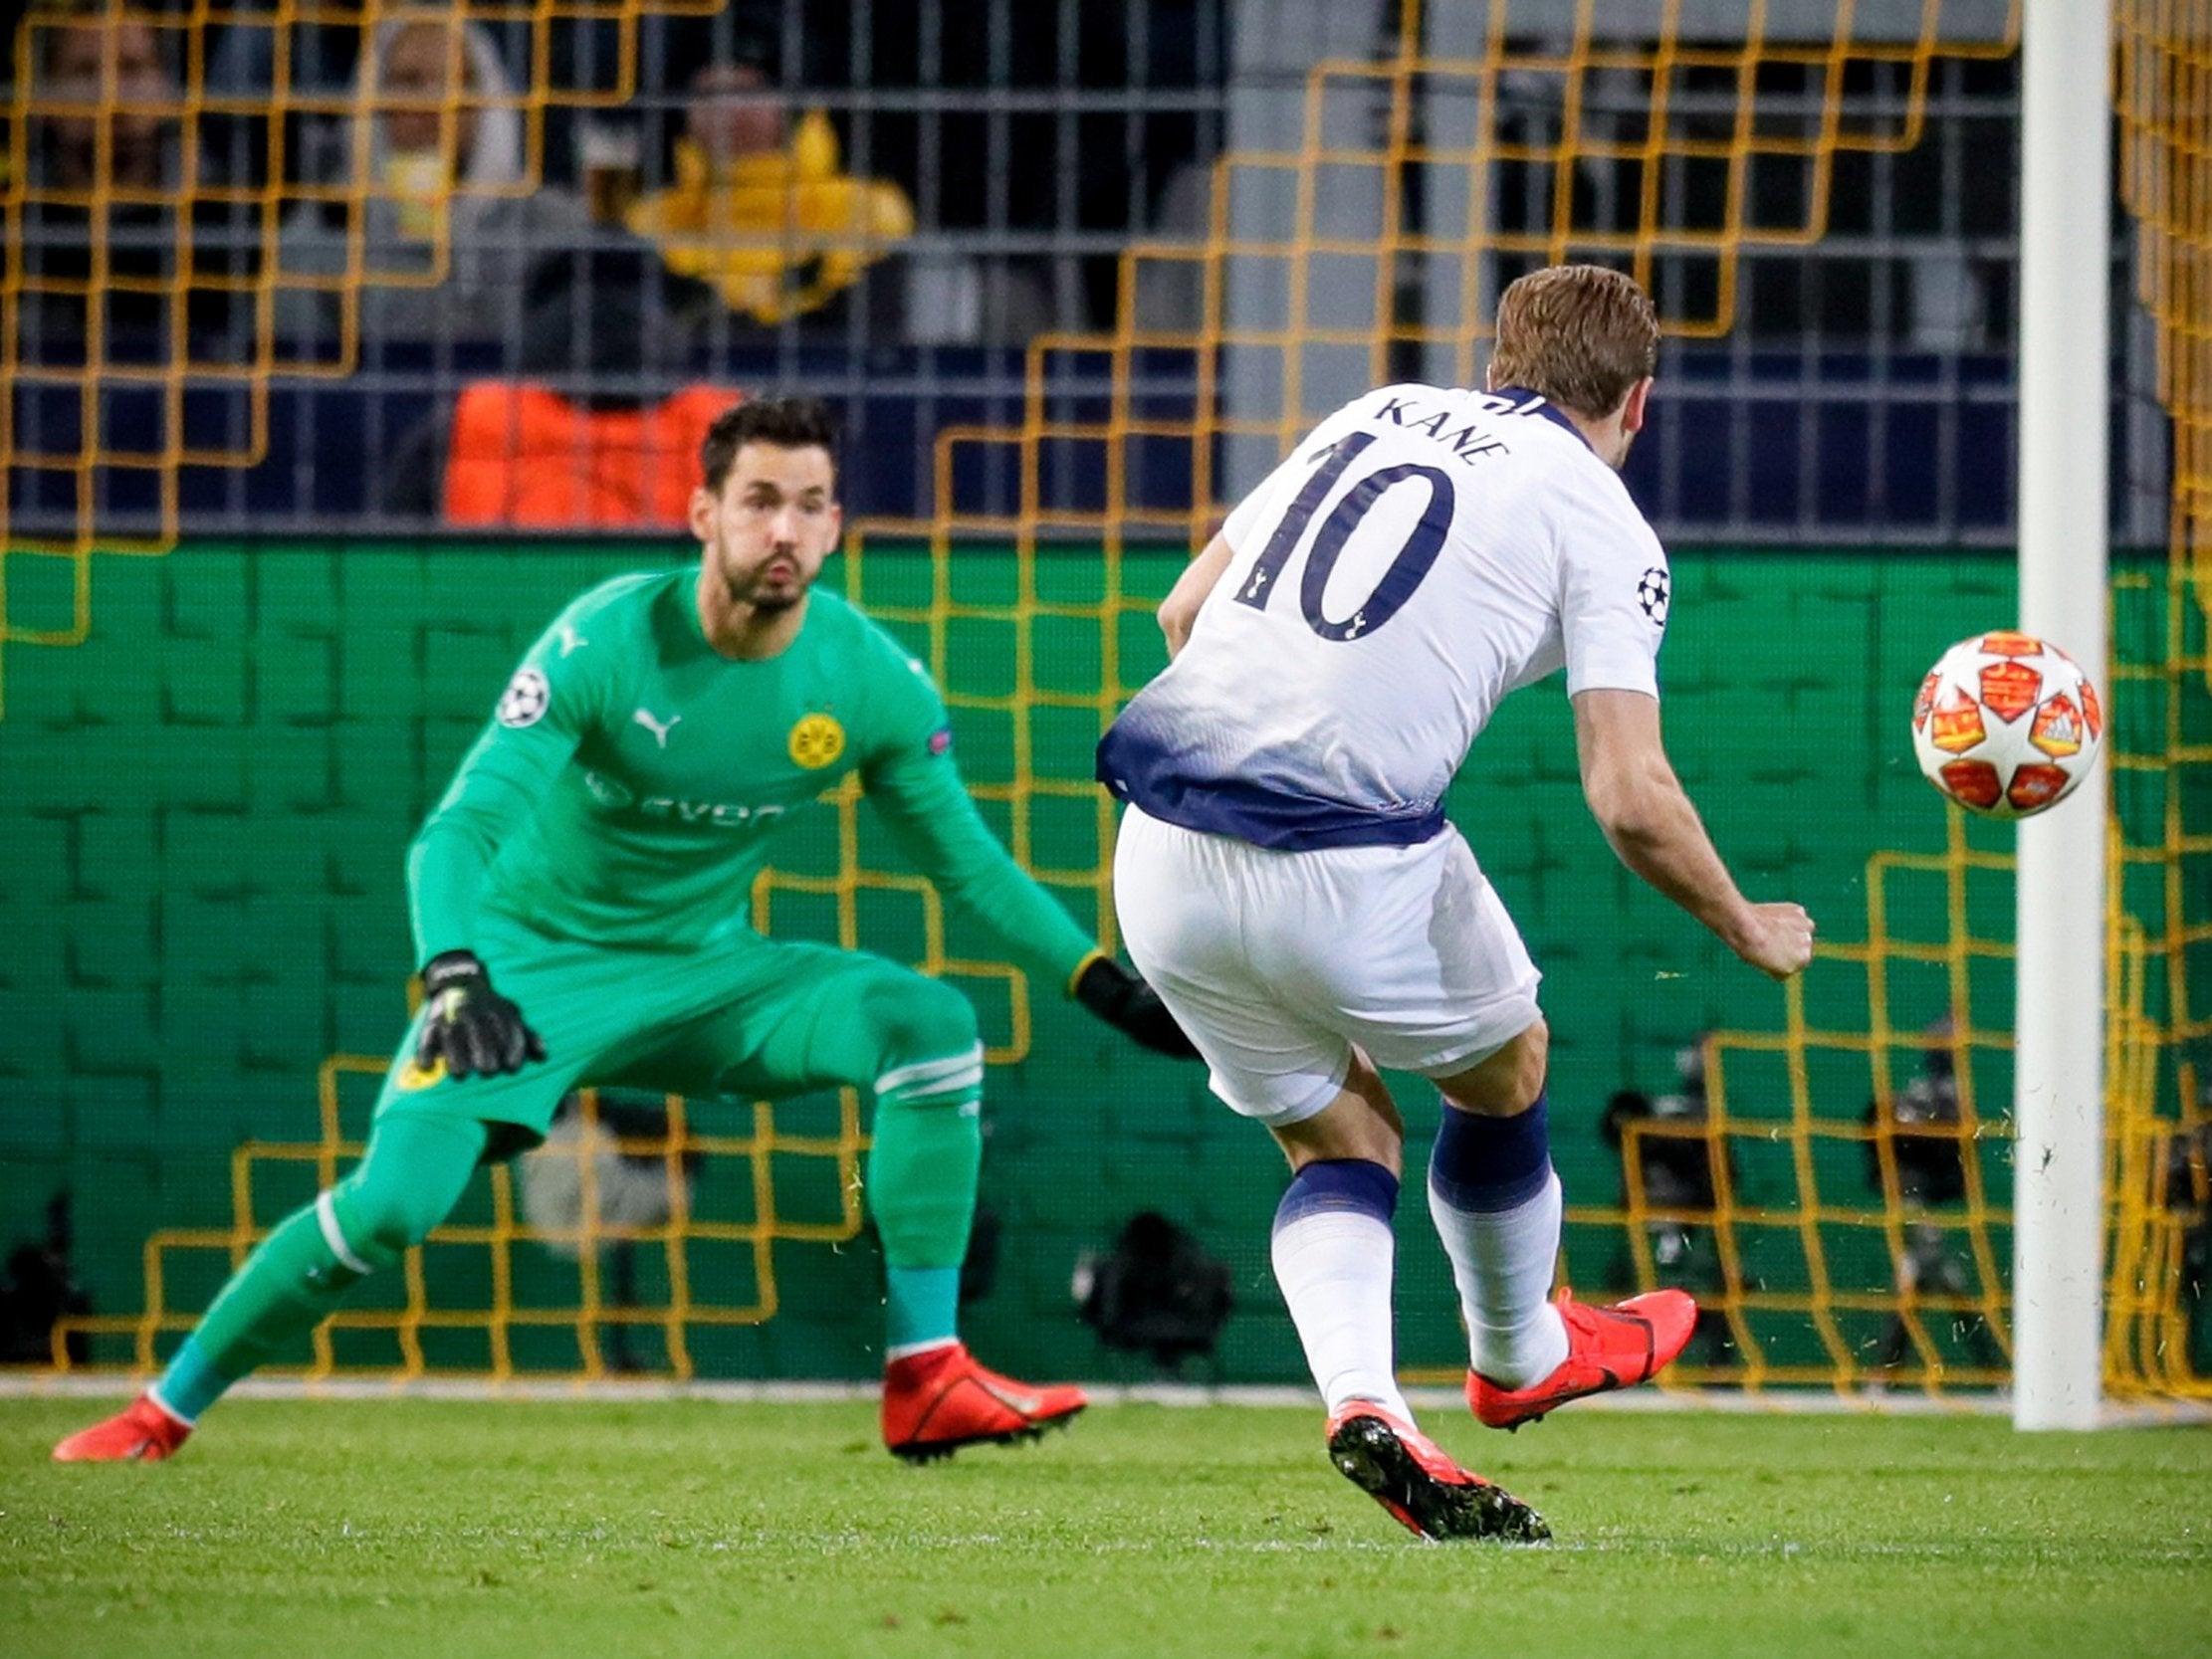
[1112,805,1542,1127]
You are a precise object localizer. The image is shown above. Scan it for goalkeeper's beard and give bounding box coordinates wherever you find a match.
[718,543,811,615]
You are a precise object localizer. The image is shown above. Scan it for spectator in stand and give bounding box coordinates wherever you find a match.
[198,0,369,188]
[624,61,914,328]
[10,7,244,349]
[1862,1015,2003,1373]
[375,243,728,524]
[1601,1039,1736,1367]
[2166,1112,2212,1374]
[272,10,594,345]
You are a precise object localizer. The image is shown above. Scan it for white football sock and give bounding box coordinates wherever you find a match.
[1428,1167,1570,1388]
[1270,1208,1412,1421]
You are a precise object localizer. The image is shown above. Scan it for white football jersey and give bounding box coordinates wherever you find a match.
[1098,383,1669,849]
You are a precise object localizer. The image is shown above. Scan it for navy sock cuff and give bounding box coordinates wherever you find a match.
[1272,1157,1400,1233]
[1429,1091,1553,1213]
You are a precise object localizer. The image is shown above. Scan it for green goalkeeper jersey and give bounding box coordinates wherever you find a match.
[407,568,1097,986]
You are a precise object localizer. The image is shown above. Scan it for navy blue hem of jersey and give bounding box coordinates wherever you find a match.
[1490,384,1593,450]
[1097,731,1444,851]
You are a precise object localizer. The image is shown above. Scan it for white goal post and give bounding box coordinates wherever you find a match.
[2013,0,2111,1432]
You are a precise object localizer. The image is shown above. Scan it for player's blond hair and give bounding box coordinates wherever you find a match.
[1488,265,1659,419]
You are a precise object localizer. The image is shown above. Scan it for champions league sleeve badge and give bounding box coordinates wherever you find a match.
[498,666,552,727]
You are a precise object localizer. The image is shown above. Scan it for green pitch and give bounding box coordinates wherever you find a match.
[5,1399,2208,1659]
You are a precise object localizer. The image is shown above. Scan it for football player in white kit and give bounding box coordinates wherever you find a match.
[1099,266,1815,1541]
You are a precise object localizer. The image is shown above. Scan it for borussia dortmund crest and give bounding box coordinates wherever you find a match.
[396,1056,448,1093]
[788,712,846,769]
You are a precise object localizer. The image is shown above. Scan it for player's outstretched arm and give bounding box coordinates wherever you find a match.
[1071,953,1201,1058]
[1571,688,1814,980]
[1157,531,1235,658]
[1161,411,1369,656]
[402,593,620,1080]
[406,727,571,1078]
[864,740,1199,1058]
[408,600,611,963]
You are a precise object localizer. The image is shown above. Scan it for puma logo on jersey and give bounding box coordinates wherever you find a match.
[633,708,682,747]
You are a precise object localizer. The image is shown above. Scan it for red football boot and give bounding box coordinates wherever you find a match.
[881,1342,1087,1463]
[1324,1403,1549,1543]
[52,1395,192,1463]
[1467,1288,1698,1430]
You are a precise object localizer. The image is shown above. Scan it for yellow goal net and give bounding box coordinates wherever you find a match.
[34,0,2212,1401]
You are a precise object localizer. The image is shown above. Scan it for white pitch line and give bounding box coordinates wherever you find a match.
[3,1371,2207,1424]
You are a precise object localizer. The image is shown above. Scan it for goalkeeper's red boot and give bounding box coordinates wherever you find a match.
[881,1342,1087,1463]
[52,1395,191,1463]
[1466,1288,1698,1431]
[1324,1403,1549,1543]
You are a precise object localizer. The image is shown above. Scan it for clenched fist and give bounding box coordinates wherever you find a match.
[1728,903,1816,981]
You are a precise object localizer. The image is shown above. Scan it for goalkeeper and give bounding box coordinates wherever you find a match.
[56,397,1194,1465]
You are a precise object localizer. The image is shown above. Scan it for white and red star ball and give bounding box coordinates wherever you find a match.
[1909,630,2102,818]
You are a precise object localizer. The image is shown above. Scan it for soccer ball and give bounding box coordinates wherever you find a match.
[1910,631,2102,817]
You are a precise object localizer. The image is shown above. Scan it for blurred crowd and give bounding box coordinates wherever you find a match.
[6,0,1219,344]
[4,0,1220,524]
[9,4,924,357]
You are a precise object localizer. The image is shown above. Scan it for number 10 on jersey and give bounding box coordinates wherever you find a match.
[1234,432,1455,643]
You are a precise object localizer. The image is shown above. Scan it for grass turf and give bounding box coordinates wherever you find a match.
[4,1398,2209,1659]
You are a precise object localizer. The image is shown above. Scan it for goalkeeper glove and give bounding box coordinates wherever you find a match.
[416,950,547,1081]
[1074,956,1200,1060]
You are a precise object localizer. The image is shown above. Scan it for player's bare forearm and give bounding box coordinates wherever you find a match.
[1572,688,1813,978]
[1590,766,1752,943]
[1158,532,1236,658]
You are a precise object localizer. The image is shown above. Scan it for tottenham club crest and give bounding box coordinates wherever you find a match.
[1637,566,1670,626]
[497,666,551,727]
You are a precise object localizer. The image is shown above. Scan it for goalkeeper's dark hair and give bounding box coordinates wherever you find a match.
[700,397,840,494]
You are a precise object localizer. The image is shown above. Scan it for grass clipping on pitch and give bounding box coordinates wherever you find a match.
[5,1400,2210,1659]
